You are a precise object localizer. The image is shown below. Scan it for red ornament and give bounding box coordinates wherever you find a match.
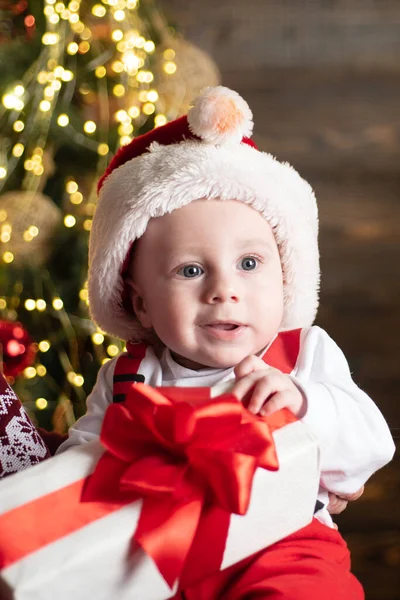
[0,320,36,378]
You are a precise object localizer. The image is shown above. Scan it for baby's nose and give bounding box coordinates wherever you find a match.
[203,275,240,304]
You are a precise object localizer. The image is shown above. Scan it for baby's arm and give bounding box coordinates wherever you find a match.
[294,326,395,495]
[232,326,395,496]
[56,357,117,453]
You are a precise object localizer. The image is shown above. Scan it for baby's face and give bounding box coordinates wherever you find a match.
[129,199,284,369]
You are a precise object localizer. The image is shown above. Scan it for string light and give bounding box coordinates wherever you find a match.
[142,102,155,115]
[92,332,104,344]
[107,344,119,357]
[163,48,175,60]
[128,106,140,119]
[64,215,76,227]
[14,85,24,96]
[39,340,51,352]
[61,70,74,81]
[70,191,83,204]
[83,120,96,133]
[97,143,109,155]
[3,252,14,263]
[36,299,47,311]
[78,41,90,53]
[36,397,48,409]
[164,62,177,75]
[52,298,63,310]
[111,60,124,73]
[92,4,106,17]
[111,29,123,42]
[13,120,24,132]
[67,42,79,55]
[57,113,69,126]
[67,372,84,386]
[119,135,132,145]
[24,367,37,379]
[36,398,48,409]
[155,114,167,127]
[147,90,158,103]
[95,66,106,78]
[29,226,39,237]
[24,299,36,311]
[39,100,51,112]
[66,180,78,194]
[42,32,59,45]
[114,10,125,21]
[113,84,125,97]
[117,123,131,135]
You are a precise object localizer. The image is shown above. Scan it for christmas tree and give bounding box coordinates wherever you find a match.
[0,0,219,433]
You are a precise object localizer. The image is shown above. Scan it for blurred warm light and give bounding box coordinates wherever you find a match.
[64,215,76,227]
[24,367,37,379]
[92,332,104,345]
[107,344,119,357]
[36,398,48,410]
[25,299,36,311]
[57,114,69,126]
[39,340,51,352]
[52,298,63,310]
[83,120,96,134]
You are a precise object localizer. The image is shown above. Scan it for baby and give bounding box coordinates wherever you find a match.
[58,87,395,599]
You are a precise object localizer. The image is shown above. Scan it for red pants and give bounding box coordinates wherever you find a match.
[171,519,364,600]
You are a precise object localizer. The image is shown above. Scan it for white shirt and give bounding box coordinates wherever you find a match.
[57,326,395,527]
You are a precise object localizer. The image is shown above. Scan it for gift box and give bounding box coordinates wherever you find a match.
[0,382,320,600]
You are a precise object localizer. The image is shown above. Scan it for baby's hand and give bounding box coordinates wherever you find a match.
[232,355,305,417]
[327,486,365,515]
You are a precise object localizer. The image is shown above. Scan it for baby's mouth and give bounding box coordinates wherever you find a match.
[201,321,246,340]
[204,322,241,330]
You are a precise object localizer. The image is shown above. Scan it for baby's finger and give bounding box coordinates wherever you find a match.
[234,355,267,379]
[327,493,348,515]
[230,373,260,402]
[338,486,364,502]
[247,378,276,414]
[259,390,287,416]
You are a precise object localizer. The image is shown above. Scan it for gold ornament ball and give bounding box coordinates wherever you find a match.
[0,191,62,267]
[155,37,221,118]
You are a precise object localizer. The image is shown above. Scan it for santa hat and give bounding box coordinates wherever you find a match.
[89,86,319,342]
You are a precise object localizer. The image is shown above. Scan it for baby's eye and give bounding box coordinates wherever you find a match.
[238,256,258,271]
[177,264,204,278]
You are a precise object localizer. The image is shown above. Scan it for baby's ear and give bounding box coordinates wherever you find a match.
[124,276,153,329]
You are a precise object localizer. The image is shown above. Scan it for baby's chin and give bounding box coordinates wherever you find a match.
[171,347,265,371]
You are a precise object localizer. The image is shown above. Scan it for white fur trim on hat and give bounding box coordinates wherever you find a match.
[187,86,253,145]
[89,140,319,342]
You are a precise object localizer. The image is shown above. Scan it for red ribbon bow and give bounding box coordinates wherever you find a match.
[83,383,295,588]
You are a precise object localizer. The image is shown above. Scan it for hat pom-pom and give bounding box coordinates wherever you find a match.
[187,86,253,145]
